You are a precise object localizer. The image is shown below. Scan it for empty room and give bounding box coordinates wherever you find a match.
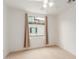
[4,0,76,59]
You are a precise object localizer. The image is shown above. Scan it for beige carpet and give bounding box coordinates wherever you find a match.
[7,47,76,59]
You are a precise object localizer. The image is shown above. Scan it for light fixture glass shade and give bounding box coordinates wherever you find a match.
[49,2,54,7]
[43,4,47,8]
[43,0,48,4]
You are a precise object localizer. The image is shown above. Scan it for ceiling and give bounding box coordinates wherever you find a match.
[5,0,76,15]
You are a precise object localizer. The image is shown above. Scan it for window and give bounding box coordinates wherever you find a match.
[28,16,45,25]
[30,27,37,34]
[28,16,35,22]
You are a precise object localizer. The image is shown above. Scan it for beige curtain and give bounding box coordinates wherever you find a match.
[45,16,48,44]
[24,14,30,48]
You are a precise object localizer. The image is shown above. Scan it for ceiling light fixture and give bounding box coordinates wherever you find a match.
[43,0,48,4]
[43,0,54,8]
[43,4,47,8]
[49,2,54,7]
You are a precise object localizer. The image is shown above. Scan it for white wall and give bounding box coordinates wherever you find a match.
[4,2,10,58]
[5,6,25,53]
[58,3,76,55]
[48,15,59,45]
